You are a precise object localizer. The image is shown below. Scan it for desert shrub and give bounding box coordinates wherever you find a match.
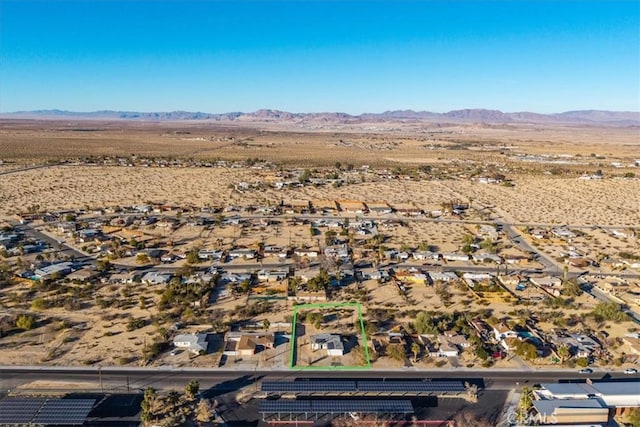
[126,317,146,331]
[16,314,35,330]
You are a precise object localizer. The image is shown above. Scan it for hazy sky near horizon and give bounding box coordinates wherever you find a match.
[1,0,638,114]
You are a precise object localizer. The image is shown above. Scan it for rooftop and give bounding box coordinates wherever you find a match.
[532,398,606,415]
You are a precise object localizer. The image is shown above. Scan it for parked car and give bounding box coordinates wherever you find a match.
[579,368,593,374]
[624,368,637,374]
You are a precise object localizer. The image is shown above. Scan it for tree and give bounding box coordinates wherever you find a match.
[140,387,157,424]
[576,357,589,368]
[562,278,582,297]
[411,342,421,362]
[185,379,199,400]
[298,169,311,184]
[514,341,538,361]
[239,279,252,294]
[324,230,337,246]
[475,344,489,360]
[387,344,406,362]
[96,259,112,273]
[195,398,212,423]
[307,312,323,328]
[166,390,181,407]
[414,312,437,335]
[417,241,430,251]
[557,344,570,363]
[464,382,479,402]
[462,234,475,245]
[16,314,35,330]
[186,248,200,265]
[625,407,640,426]
[31,297,47,310]
[592,302,627,322]
[516,387,533,423]
[263,318,270,331]
[306,269,330,292]
[136,253,150,265]
[480,238,496,253]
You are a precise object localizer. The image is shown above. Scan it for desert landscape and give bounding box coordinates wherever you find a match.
[0,116,639,425]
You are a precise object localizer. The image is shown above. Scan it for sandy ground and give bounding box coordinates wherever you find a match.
[0,120,638,369]
[1,165,638,227]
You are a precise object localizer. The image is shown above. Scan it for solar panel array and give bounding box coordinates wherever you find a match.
[262,381,357,393]
[0,398,47,424]
[261,380,465,394]
[260,399,413,414]
[0,398,95,425]
[357,381,466,393]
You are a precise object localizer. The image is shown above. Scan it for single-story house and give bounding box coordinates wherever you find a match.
[223,332,274,356]
[366,202,393,215]
[141,271,171,285]
[441,253,470,262]
[294,249,319,258]
[428,271,459,283]
[67,267,100,282]
[360,269,390,282]
[257,270,288,282]
[228,248,257,260]
[311,333,344,356]
[493,322,518,342]
[33,262,74,281]
[108,271,141,284]
[173,333,208,354]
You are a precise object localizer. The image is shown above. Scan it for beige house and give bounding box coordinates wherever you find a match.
[223,332,274,357]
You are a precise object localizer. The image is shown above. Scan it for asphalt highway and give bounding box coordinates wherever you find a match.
[1,366,638,395]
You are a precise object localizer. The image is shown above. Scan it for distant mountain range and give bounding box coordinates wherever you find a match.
[2,108,639,126]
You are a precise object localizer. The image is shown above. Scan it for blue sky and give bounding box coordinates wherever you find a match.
[1,0,638,113]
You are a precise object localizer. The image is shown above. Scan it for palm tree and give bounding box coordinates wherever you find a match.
[166,390,181,407]
[185,379,199,400]
[411,342,420,363]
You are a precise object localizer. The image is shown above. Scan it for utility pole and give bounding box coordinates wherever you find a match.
[98,366,103,393]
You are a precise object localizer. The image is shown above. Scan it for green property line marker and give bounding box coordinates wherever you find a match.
[289,302,371,370]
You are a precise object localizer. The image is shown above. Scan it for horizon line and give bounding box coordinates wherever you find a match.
[2,107,639,116]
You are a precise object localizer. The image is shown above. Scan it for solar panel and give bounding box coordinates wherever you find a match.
[259,399,413,414]
[0,398,47,424]
[0,398,95,426]
[261,381,357,393]
[260,400,313,412]
[33,399,95,425]
[356,380,465,393]
[311,400,413,413]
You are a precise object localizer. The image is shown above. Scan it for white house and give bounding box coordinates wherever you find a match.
[493,322,518,342]
[310,334,344,356]
[141,271,171,285]
[228,248,257,260]
[427,271,458,282]
[441,253,470,262]
[412,251,439,261]
[173,333,208,354]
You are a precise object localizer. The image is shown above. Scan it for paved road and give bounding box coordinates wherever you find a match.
[12,222,92,263]
[0,164,54,176]
[1,366,637,394]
